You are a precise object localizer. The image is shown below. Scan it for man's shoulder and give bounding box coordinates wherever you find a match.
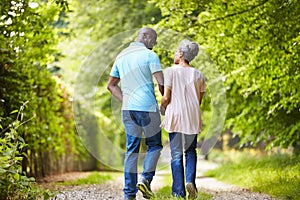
[147,50,159,61]
[116,43,147,59]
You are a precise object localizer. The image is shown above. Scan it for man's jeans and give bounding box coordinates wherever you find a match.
[169,132,198,198]
[122,110,162,198]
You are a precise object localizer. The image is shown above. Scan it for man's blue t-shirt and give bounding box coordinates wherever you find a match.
[110,42,162,112]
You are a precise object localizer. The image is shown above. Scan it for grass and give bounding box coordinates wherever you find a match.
[151,169,212,200]
[56,171,118,186]
[205,151,300,200]
[153,186,212,200]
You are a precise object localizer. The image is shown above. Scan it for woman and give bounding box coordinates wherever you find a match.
[160,39,206,199]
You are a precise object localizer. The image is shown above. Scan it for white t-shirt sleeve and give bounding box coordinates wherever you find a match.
[164,67,173,89]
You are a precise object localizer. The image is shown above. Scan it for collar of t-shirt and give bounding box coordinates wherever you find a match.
[130,41,146,47]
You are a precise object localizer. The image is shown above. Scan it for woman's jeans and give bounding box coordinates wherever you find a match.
[169,132,198,198]
[122,110,163,198]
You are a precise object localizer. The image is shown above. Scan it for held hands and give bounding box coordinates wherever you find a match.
[160,106,166,115]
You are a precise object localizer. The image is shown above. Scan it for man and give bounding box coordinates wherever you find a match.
[107,27,164,200]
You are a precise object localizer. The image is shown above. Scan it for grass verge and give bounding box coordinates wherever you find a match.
[205,151,300,200]
[56,171,118,186]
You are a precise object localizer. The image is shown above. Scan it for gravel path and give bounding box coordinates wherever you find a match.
[47,157,277,200]
[50,173,166,200]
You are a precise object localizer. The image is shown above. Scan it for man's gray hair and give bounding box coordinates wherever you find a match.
[178,39,199,62]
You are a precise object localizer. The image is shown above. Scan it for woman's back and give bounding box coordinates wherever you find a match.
[161,65,206,134]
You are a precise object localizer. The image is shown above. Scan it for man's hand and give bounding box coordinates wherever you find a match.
[153,71,164,96]
[160,105,166,115]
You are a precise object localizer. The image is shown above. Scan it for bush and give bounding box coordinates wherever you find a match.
[0,104,53,200]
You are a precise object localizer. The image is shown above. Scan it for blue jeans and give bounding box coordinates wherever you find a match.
[122,110,162,198]
[169,132,197,198]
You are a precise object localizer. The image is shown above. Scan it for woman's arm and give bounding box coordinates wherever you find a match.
[199,92,204,105]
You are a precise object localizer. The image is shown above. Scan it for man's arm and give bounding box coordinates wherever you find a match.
[153,71,164,96]
[107,76,123,102]
[160,87,171,115]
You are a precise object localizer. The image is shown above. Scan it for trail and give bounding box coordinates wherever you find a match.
[48,150,276,200]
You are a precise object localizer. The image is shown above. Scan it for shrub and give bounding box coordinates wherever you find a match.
[0,103,52,200]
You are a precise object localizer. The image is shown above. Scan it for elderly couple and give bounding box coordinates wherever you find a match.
[107,27,206,200]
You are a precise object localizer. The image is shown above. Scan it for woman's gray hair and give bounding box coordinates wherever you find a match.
[177,39,199,62]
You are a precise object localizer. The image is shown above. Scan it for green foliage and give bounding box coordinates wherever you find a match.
[0,104,53,200]
[70,0,161,41]
[152,0,300,151]
[59,0,162,84]
[0,0,86,178]
[205,153,300,200]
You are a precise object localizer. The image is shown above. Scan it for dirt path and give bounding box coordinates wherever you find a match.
[46,157,276,200]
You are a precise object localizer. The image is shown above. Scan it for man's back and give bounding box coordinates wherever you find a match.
[107,27,163,200]
[110,42,161,112]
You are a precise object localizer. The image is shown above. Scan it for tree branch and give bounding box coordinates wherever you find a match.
[202,0,269,24]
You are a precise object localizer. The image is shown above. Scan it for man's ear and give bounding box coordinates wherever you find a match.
[143,33,148,40]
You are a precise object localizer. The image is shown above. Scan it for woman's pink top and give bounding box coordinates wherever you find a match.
[161,65,206,134]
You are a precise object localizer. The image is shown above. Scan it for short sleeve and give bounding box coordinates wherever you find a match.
[148,52,162,74]
[164,68,173,89]
[110,61,120,78]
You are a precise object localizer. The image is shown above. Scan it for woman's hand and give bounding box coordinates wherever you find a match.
[160,106,166,115]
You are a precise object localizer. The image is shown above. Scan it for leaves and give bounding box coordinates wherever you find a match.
[0,0,87,188]
[0,105,52,199]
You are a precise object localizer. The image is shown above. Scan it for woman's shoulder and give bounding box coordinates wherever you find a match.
[164,65,181,73]
[167,65,181,69]
[188,67,205,80]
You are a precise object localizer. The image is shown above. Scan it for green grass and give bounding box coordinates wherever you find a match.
[205,152,300,200]
[153,186,212,200]
[57,171,117,186]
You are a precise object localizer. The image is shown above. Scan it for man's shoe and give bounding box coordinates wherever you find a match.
[136,176,154,199]
[186,182,198,199]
